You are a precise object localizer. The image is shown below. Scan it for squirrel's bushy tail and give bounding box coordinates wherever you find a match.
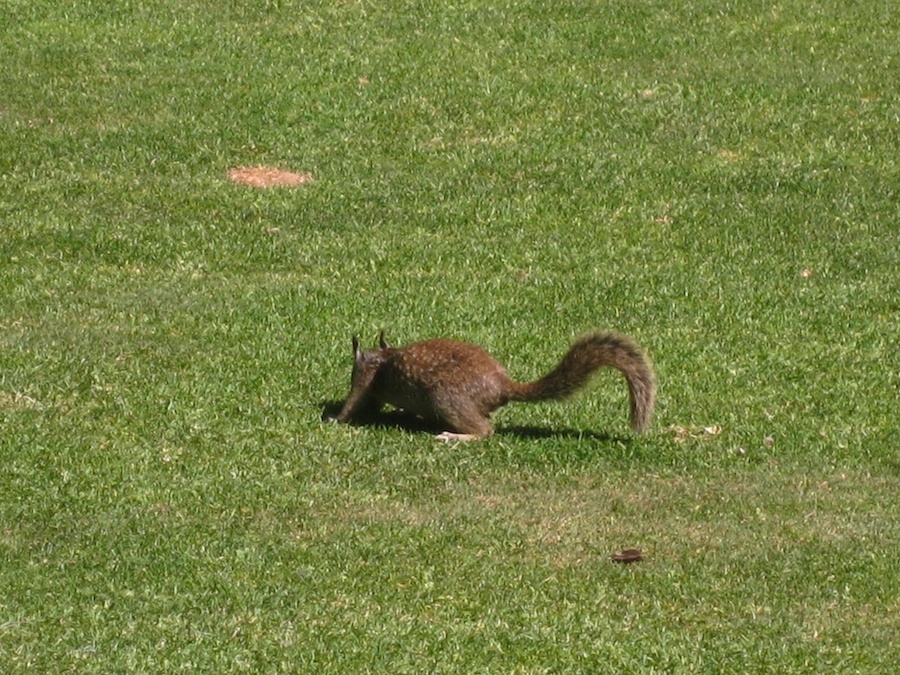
[508,331,656,432]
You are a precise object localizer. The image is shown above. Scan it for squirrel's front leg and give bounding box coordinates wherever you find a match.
[433,404,495,441]
[331,388,381,423]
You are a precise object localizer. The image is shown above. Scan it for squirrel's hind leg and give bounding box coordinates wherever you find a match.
[433,405,494,441]
[435,430,488,442]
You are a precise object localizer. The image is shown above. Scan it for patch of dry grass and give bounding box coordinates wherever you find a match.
[227,166,312,188]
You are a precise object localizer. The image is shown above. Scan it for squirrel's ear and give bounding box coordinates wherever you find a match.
[352,335,361,358]
[379,330,391,349]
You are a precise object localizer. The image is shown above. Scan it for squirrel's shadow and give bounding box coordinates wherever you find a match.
[322,400,447,435]
[322,400,628,443]
[496,424,624,444]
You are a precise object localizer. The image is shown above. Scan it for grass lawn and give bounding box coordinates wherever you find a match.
[1,0,898,671]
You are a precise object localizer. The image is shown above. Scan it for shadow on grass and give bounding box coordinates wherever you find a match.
[496,424,626,444]
[319,400,673,470]
[321,400,632,444]
[321,400,442,434]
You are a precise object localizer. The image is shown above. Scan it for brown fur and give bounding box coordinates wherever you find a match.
[331,331,656,440]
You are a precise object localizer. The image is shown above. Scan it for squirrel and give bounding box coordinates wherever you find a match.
[329,330,656,441]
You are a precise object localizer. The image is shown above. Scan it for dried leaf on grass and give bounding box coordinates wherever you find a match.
[611,548,644,563]
[669,424,723,443]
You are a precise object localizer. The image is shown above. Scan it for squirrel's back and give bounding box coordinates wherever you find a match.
[376,339,515,419]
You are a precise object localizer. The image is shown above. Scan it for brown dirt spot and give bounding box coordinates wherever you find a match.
[227,166,312,188]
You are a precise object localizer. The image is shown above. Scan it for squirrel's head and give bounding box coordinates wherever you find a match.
[350,334,389,384]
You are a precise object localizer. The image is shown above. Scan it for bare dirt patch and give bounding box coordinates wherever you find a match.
[227,166,312,188]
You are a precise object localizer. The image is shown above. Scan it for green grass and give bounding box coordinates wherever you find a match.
[1,0,898,671]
